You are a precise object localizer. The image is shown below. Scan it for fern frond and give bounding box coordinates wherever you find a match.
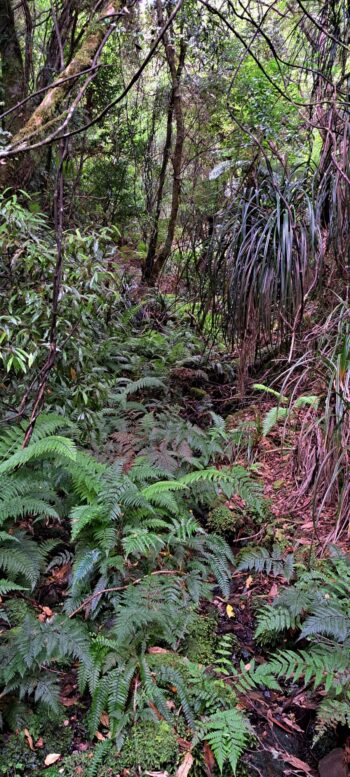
[197,708,250,773]
[87,739,112,777]
[238,545,294,580]
[255,605,298,641]
[0,436,76,473]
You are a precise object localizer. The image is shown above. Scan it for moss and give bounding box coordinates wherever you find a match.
[118,720,179,771]
[147,650,192,677]
[207,504,242,535]
[0,735,39,775]
[186,610,219,665]
[0,713,74,776]
[45,752,92,776]
[54,724,179,777]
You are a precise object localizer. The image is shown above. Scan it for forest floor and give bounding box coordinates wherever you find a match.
[210,406,339,777]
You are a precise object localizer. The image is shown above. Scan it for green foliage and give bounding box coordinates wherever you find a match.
[238,544,294,581]
[253,552,350,736]
[195,708,251,774]
[116,721,179,770]
[186,610,219,664]
[0,412,254,773]
[253,383,320,437]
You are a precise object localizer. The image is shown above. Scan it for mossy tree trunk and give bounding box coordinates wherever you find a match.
[0,1,119,189]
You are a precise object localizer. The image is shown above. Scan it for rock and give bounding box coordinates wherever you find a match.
[319,748,348,777]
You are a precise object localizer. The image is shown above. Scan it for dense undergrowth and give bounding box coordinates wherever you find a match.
[1,194,350,776]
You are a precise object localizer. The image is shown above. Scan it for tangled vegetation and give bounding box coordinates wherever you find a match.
[1,1,350,775]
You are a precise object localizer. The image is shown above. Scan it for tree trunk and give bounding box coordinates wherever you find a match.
[37,0,76,91]
[143,91,174,282]
[0,1,119,189]
[0,0,26,134]
[143,0,186,284]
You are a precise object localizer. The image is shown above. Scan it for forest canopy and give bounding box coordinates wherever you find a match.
[1,1,350,776]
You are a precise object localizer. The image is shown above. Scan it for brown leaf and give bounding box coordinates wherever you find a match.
[60,696,79,707]
[24,728,34,751]
[42,606,53,617]
[148,647,172,654]
[177,738,192,751]
[35,737,44,749]
[283,753,312,773]
[245,575,253,589]
[144,772,169,777]
[268,583,278,599]
[203,742,215,777]
[100,712,110,727]
[280,715,303,734]
[95,731,106,741]
[44,753,61,766]
[176,752,194,777]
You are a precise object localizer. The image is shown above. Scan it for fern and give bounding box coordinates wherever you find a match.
[262,406,289,436]
[254,604,299,641]
[0,580,27,595]
[233,658,281,693]
[87,739,112,777]
[267,647,350,690]
[196,708,250,774]
[300,606,350,642]
[0,436,76,473]
[0,414,73,460]
[238,545,294,580]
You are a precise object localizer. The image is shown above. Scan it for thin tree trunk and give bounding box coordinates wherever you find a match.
[143,91,174,281]
[143,0,186,284]
[0,0,26,133]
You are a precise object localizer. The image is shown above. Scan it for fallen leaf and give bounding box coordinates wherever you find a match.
[60,696,79,707]
[95,731,106,741]
[177,738,192,751]
[42,606,53,617]
[145,772,169,777]
[283,753,312,773]
[148,647,171,654]
[24,728,34,751]
[44,753,61,766]
[280,715,303,734]
[203,741,215,777]
[176,752,194,777]
[245,575,253,589]
[35,737,44,748]
[226,604,235,618]
[100,712,109,727]
[268,583,278,599]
